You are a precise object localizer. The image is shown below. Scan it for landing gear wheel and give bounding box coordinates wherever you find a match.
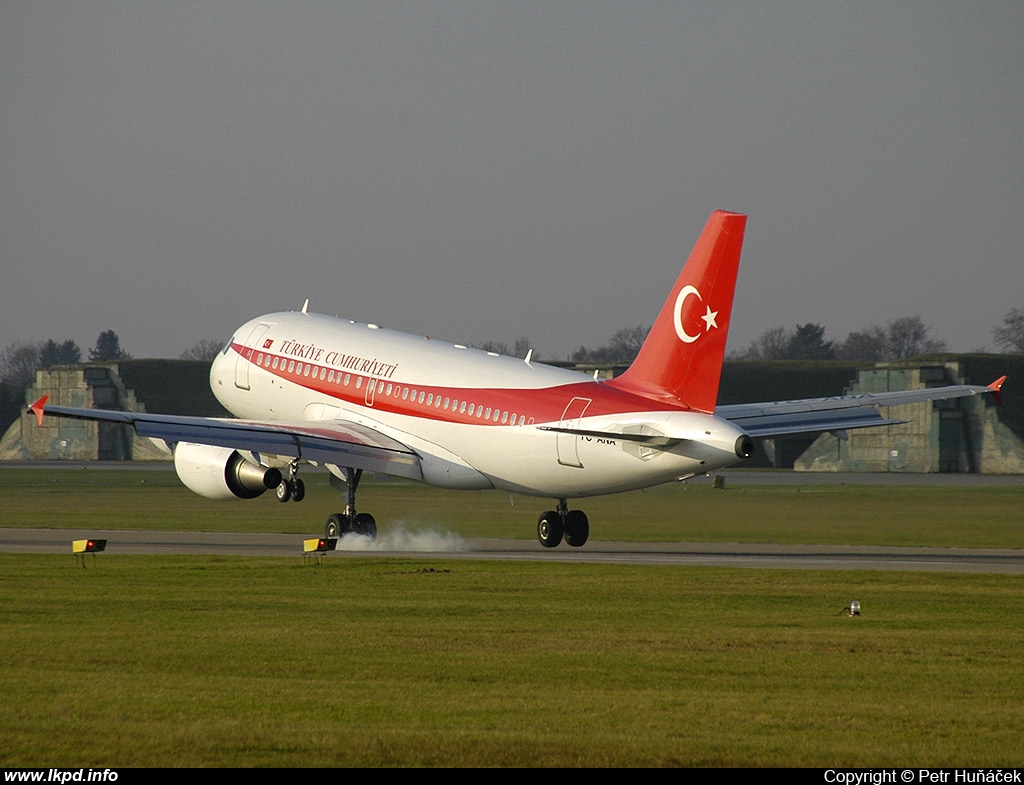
[290,478,305,502]
[275,480,292,503]
[325,513,349,539]
[537,510,563,548]
[353,513,377,540]
[565,510,590,547]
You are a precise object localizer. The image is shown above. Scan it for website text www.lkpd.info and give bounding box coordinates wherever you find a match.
[5,771,117,783]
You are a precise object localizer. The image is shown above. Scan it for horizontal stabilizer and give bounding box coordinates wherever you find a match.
[718,379,1004,440]
[723,406,903,438]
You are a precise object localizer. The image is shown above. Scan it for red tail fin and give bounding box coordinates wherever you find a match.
[609,211,746,412]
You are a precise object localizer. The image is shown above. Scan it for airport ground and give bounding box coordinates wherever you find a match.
[2,463,1021,568]
[1,464,1022,766]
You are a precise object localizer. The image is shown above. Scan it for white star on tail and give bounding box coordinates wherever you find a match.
[701,305,718,331]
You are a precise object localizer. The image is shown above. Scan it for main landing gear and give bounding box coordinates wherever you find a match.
[537,499,589,548]
[271,463,377,541]
[274,461,306,503]
[324,468,378,541]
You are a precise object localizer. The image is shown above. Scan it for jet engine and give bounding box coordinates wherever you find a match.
[735,434,754,459]
[173,442,282,500]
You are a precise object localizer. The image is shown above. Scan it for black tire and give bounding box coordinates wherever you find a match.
[291,478,305,502]
[565,510,590,547]
[537,510,563,548]
[353,513,377,540]
[325,513,348,539]
[275,480,291,503]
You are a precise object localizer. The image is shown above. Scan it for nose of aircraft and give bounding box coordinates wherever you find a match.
[209,339,233,391]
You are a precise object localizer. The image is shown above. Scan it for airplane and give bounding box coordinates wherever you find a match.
[28,211,1006,548]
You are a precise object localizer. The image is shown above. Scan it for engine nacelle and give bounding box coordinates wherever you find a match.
[173,442,282,500]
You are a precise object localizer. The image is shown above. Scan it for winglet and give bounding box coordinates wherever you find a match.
[29,395,49,426]
[987,375,1007,406]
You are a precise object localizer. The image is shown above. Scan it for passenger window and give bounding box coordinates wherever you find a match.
[418,391,425,404]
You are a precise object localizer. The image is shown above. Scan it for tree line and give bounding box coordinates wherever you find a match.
[734,309,1024,362]
[731,316,946,362]
[2,309,1023,391]
[0,330,132,390]
[565,310,1024,365]
[570,309,1024,365]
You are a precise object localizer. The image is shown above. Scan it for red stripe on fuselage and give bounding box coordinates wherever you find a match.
[233,343,692,425]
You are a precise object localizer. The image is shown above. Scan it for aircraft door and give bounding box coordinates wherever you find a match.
[555,397,591,468]
[365,378,379,407]
[234,323,270,391]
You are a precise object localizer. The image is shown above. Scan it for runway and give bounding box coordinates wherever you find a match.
[2,527,1022,573]
[3,466,1020,572]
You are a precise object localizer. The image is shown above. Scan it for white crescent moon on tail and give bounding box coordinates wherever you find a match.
[673,285,702,343]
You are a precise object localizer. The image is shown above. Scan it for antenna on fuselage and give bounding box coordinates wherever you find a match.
[301,299,309,315]
[524,349,533,365]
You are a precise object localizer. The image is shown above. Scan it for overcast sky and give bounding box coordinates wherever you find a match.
[2,2,1021,362]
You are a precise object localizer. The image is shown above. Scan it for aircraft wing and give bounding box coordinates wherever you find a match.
[717,377,1005,439]
[28,396,422,480]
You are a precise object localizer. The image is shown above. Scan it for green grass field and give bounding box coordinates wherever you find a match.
[1,465,1022,547]
[1,466,1022,766]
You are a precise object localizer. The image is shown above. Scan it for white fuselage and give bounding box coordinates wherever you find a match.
[210,311,747,499]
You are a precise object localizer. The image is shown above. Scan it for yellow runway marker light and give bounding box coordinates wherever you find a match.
[303,537,336,564]
[72,538,106,567]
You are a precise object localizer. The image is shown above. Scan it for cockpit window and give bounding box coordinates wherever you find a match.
[222,337,234,355]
